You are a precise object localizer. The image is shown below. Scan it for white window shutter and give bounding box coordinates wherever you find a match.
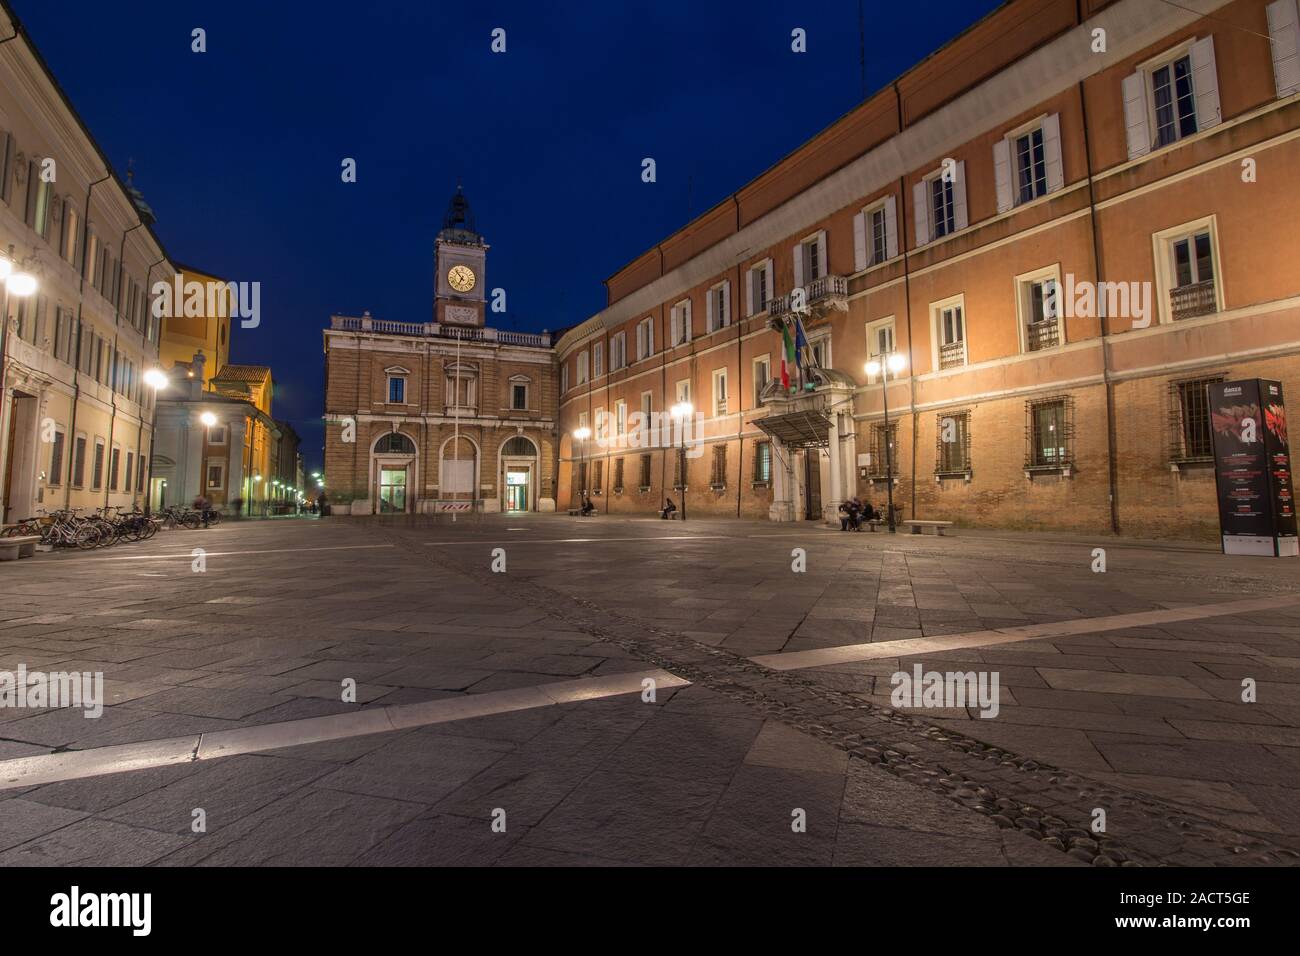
[952,160,968,232]
[853,212,867,272]
[745,270,755,315]
[1122,71,1151,159]
[792,245,804,289]
[722,281,731,326]
[648,320,654,355]
[684,300,692,340]
[993,139,1013,213]
[884,196,898,260]
[764,259,774,302]
[1268,0,1300,97]
[706,288,715,332]
[671,307,679,345]
[1042,113,1064,194]
[1190,36,1222,131]
[817,230,828,278]
[912,181,930,246]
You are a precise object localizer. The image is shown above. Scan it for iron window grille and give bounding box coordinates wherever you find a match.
[1024,396,1074,469]
[710,445,727,490]
[1169,375,1224,463]
[866,422,899,479]
[613,457,625,494]
[935,411,971,475]
[639,454,652,492]
[753,441,772,486]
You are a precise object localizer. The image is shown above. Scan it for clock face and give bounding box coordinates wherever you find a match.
[447,264,476,293]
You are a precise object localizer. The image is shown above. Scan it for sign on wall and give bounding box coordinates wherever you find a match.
[1208,379,1298,557]
[441,459,474,494]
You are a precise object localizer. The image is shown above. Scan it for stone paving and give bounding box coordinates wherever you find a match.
[0,513,1296,866]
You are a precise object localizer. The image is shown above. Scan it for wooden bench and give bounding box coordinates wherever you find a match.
[862,519,885,532]
[0,535,42,561]
[903,520,954,536]
[567,509,596,517]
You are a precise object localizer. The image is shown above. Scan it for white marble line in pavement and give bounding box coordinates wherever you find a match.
[750,593,1300,671]
[0,668,689,790]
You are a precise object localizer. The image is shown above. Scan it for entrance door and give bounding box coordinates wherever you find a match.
[505,468,529,512]
[378,466,408,513]
[804,450,822,520]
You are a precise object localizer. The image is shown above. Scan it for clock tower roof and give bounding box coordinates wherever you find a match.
[438,184,483,246]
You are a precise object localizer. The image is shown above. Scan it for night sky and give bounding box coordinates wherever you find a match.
[13,0,1003,470]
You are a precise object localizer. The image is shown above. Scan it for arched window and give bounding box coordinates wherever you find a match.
[502,436,537,457]
[374,432,415,454]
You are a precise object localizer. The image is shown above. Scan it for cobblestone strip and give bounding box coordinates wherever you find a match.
[392,531,1298,868]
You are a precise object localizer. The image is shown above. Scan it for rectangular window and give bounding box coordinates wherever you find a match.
[639,453,652,490]
[124,451,134,492]
[593,341,604,378]
[675,379,691,405]
[636,318,654,361]
[1014,127,1047,204]
[1152,54,1198,148]
[869,206,888,266]
[809,336,830,370]
[48,430,65,487]
[712,369,728,417]
[802,238,822,281]
[388,376,405,403]
[749,264,769,315]
[208,425,228,445]
[207,462,225,491]
[868,423,898,478]
[753,356,771,404]
[930,175,956,238]
[91,440,105,490]
[616,400,627,436]
[62,204,79,263]
[512,383,527,410]
[710,445,727,488]
[592,459,604,493]
[753,441,772,484]
[1169,229,1217,320]
[671,300,692,345]
[577,351,589,384]
[1026,397,1072,468]
[1021,275,1061,352]
[109,447,121,490]
[936,411,971,475]
[867,319,895,367]
[72,436,87,487]
[936,303,966,369]
[614,457,625,493]
[561,363,570,394]
[1170,376,1222,461]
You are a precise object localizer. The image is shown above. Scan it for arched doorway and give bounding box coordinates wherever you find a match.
[371,432,417,513]
[499,435,539,513]
[438,434,479,511]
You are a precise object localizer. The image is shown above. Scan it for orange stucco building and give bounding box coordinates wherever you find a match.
[553,0,1300,537]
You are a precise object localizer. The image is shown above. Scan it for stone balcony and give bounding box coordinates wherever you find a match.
[766,275,849,326]
[329,315,550,348]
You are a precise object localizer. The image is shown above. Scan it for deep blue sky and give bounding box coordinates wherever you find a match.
[15,0,1003,469]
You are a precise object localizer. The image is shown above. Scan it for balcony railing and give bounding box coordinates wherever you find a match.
[1170,280,1217,321]
[767,275,849,322]
[329,315,550,347]
[1026,321,1060,352]
[938,341,966,370]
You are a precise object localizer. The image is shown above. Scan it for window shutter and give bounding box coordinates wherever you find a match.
[1042,113,1064,194]
[1190,36,1222,131]
[884,196,898,260]
[1122,71,1151,159]
[721,281,731,327]
[647,320,654,355]
[24,160,37,227]
[853,212,867,271]
[951,161,968,232]
[816,231,828,277]
[764,259,774,302]
[671,307,680,345]
[745,269,755,315]
[1268,0,1300,98]
[792,245,804,289]
[684,300,692,340]
[993,139,1013,213]
[912,180,930,246]
[706,288,715,333]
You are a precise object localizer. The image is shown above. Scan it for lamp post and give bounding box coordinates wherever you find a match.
[0,248,40,519]
[572,426,591,512]
[670,400,693,522]
[864,352,907,533]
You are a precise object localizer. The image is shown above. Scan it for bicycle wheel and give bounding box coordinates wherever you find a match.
[75,526,101,550]
[182,513,201,530]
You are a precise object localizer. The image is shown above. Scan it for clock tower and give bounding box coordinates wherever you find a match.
[434,185,487,327]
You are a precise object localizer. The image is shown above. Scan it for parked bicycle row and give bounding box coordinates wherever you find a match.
[0,505,220,550]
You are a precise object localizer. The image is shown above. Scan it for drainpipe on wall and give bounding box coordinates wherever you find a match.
[103,220,144,511]
[136,255,167,511]
[1079,79,1122,536]
[894,82,918,522]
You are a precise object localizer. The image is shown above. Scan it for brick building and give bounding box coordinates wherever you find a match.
[323,188,557,515]
[552,0,1300,538]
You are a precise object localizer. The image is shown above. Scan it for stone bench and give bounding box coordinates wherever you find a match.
[0,535,42,561]
[903,520,954,536]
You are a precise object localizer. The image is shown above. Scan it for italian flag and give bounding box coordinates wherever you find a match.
[780,321,796,392]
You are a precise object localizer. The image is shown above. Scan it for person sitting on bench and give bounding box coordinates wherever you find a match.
[660,497,677,519]
[838,498,861,531]
[580,494,595,516]
[860,501,879,524]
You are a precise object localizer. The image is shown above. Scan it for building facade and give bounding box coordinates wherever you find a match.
[0,1,175,524]
[323,189,557,515]
[552,0,1300,538]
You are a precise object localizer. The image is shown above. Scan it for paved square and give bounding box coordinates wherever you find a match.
[1,514,1298,866]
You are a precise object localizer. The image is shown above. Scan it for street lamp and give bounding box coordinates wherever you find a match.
[864,352,907,533]
[670,401,693,521]
[572,426,591,512]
